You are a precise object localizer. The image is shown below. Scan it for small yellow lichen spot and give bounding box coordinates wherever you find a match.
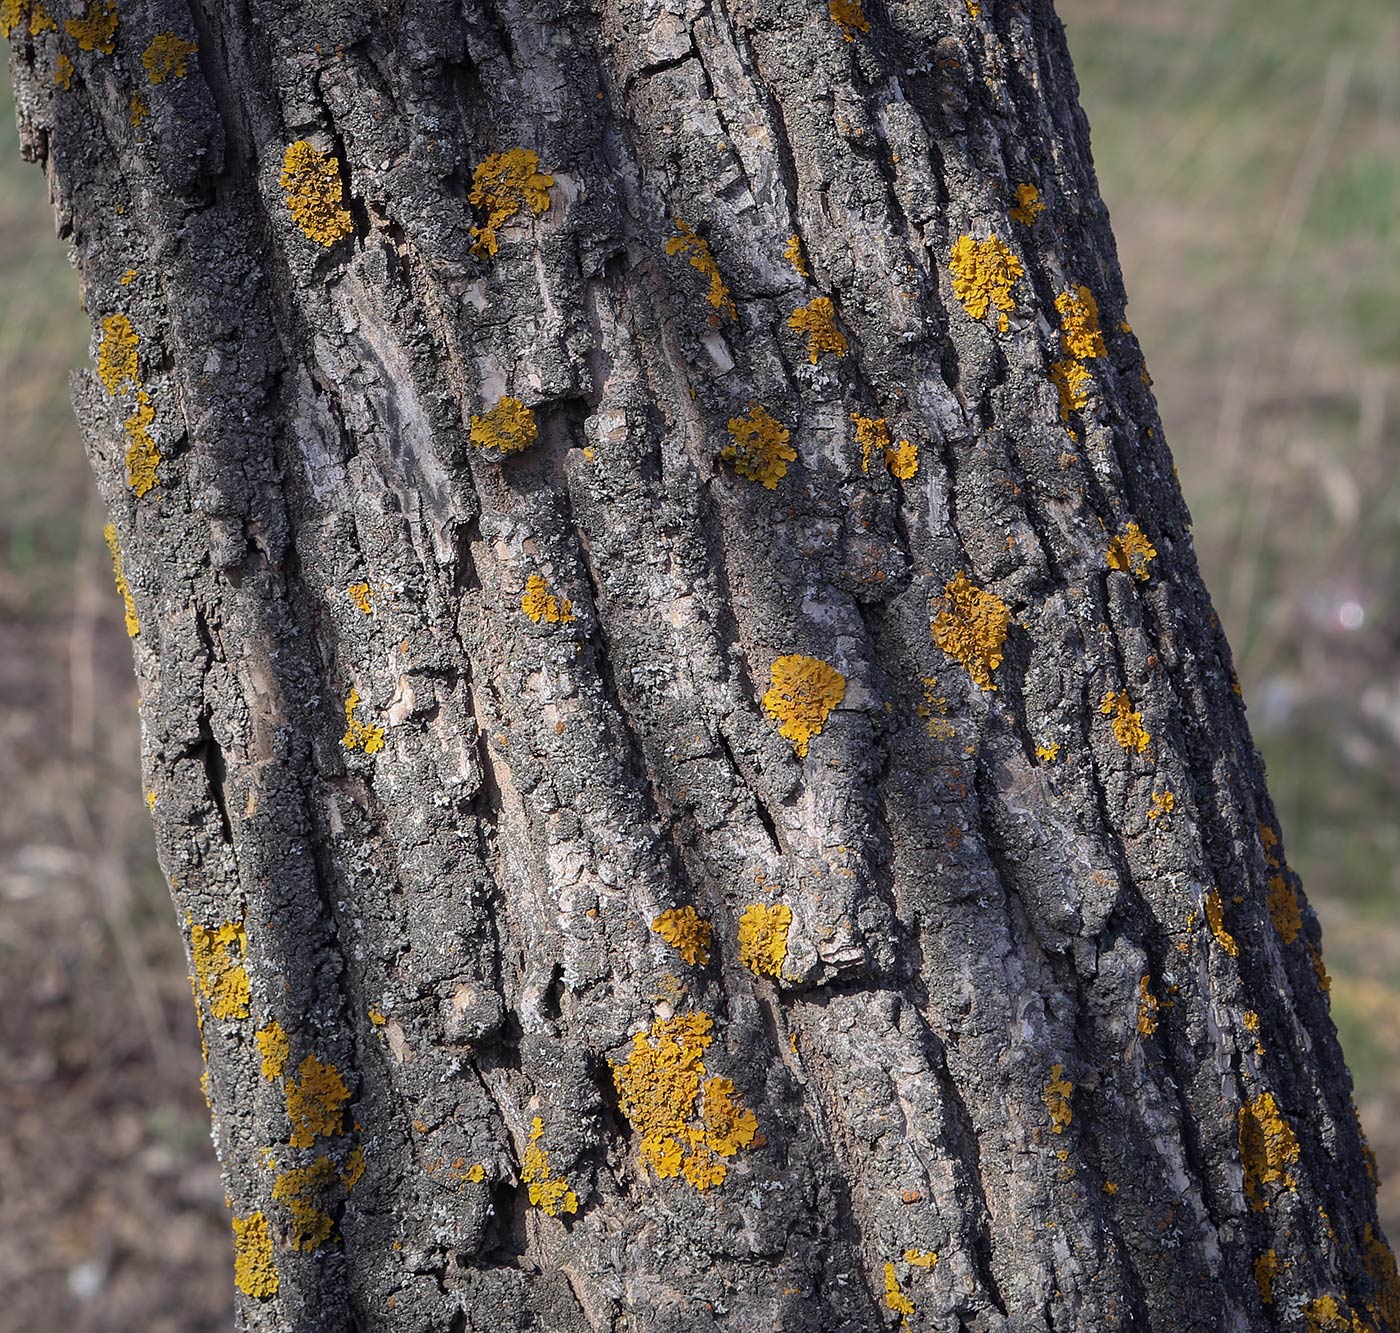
[652,906,713,967]
[272,1156,338,1250]
[1267,874,1302,944]
[145,790,157,810]
[1103,1180,1118,1195]
[828,0,870,41]
[787,296,847,364]
[1310,942,1332,993]
[1147,790,1175,821]
[97,313,139,396]
[1253,1251,1279,1305]
[885,437,918,480]
[1302,1295,1362,1333]
[1203,888,1239,956]
[783,233,809,277]
[761,654,845,756]
[522,1116,579,1216]
[464,1162,487,1183]
[665,219,737,322]
[471,395,538,455]
[341,1145,366,1190]
[1035,742,1060,763]
[347,582,373,615]
[280,140,353,248]
[285,1055,351,1149]
[1050,357,1092,421]
[949,234,1023,332]
[883,1263,915,1318]
[232,1212,278,1299]
[1136,976,1159,1036]
[468,148,554,258]
[1043,1064,1073,1133]
[1239,1090,1299,1211]
[520,573,575,625]
[1009,182,1045,225]
[102,523,140,637]
[904,1249,938,1268]
[129,94,149,127]
[53,52,74,90]
[852,412,890,475]
[190,919,250,1020]
[141,32,197,84]
[1100,689,1150,754]
[723,401,795,489]
[120,268,138,286]
[1055,285,1107,360]
[65,0,117,54]
[340,687,385,754]
[255,1021,290,1081]
[737,903,792,977]
[124,392,161,497]
[29,1,56,35]
[931,571,1011,693]
[1106,521,1158,581]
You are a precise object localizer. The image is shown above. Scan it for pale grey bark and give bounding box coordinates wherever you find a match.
[7,0,1395,1329]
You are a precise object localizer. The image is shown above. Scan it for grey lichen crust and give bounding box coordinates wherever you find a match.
[6,0,1393,1329]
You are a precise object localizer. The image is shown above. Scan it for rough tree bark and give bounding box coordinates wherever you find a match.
[6,0,1396,1329]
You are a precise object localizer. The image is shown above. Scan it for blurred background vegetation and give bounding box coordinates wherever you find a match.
[1,0,1397,1325]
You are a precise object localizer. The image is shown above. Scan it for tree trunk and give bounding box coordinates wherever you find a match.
[7,0,1395,1328]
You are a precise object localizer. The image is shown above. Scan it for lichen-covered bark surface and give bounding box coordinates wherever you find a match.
[7,0,1396,1329]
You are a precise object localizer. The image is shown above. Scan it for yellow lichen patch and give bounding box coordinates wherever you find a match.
[931,571,1011,692]
[347,582,373,615]
[367,1006,386,1027]
[1310,942,1332,993]
[468,148,553,258]
[664,219,737,322]
[340,688,385,754]
[54,52,74,89]
[1267,874,1302,944]
[464,1162,486,1183]
[1035,742,1060,763]
[190,919,250,1020]
[1260,822,1282,866]
[30,1,55,33]
[124,392,161,497]
[1136,976,1159,1036]
[948,234,1023,332]
[885,438,918,480]
[1103,1181,1119,1195]
[1147,790,1175,821]
[784,233,809,277]
[828,0,870,40]
[852,413,918,480]
[651,906,713,967]
[1009,182,1045,225]
[787,296,847,363]
[1100,689,1150,753]
[1239,1091,1300,1211]
[120,268,138,286]
[129,94,149,127]
[883,1263,915,1318]
[520,573,575,625]
[271,1156,338,1250]
[904,1249,938,1268]
[1204,888,1239,956]
[723,401,795,490]
[521,1116,579,1215]
[761,654,845,756]
[97,313,139,395]
[102,523,140,637]
[65,0,117,53]
[1106,521,1158,581]
[612,1013,760,1191]
[965,0,982,15]
[255,1021,290,1081]
[1363,1223,1400,1327]
[1043,1064,1073,1134]
[470,395,538,455]
[1050,357,1092,420]
[279,140,353,248]
[1254,1250,1280,1305]
[285,1055,350,1149]
[1055,286,1107,360]
[341,1145,366,1191]
[1303,1296,1366,1333]
[737,903,792,977]
[141,32,197,84]
[232,1212,278,1299]
[918,681,956,741]
[3,0,56,36]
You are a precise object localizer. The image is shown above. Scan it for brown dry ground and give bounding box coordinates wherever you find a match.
[1,1,1398,1326]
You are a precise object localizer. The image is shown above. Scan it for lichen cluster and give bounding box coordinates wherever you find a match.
[231,1212,278,1298]
[54,53,73,89]
[828,0,870,41]
[948,235,1023,332]
[521,573,575,624]
[722,402,795,489]
[471,395,538,454]
[611,1012,760,1190]
[64,0,117,54]
[2,1,56,39]
[102,523,140,636]
[783,234,809,277]
[285,1055,350,1149]
[271,1156,338,1250]
[930,571,1011,692]
[1136,976,1159,1036]
[665,219,737,322]
[1043,1064,1074,1133]
[468,148,554,258]
[347,582,373,615]
[1106,521,1158,580]
[787,296,847,363]
[1204,888,1239,956]
[340,688,385,754]
[521,1116,579,1216]
[852,413,917,480]
[1009,182,1045,225]
[1050,284,1107,421]
[883,1263,915,1320]
[1239,1090,1300,1210]
[761,654,845,756]
[96,313,162,496]
[190,919,250,1020]
[1267,874,1302,944]
[1147,790,1175,821]
[255,1021,290,1081]
[737,902,792,977]
[1100,689,1150,753]
[279,140,353,248]
[652,905,713,967]
[141,32,197,84]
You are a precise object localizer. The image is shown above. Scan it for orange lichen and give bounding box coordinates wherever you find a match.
[1136,976,1159,1036]
[611,1012,760,1191]
[1267,874,1302,944]
[129,94,149,127]
[852,413,917,479]
[1035,742,1060,763]
[1100,689,1150,753]
[232,1212,278,1298]
[784,234,809,277]
[347,582,373,615]
[521,573,575,624]
[652,906,713,967]
[190,919,250,1020]
[948,234,1023,332]
[341,1145,366,1190]
[1106,521,1158,580]
[885,437,918,480]
[1056,286,1108,360]
[1050,357,1092,420]
[1302,1296,1365,1332]
[285,1055,350,1148]
[1254,1250,1280,1305]
[737,903,792,977]
[3,1,56,37]
[1043,1064,1073,1134]
[788,296,847,363]
[340,688,385,754]
[964,0,982,15]
[1010,183,1045,225]
[904,1249,938,1268]
[1147,790,1175,821]
[470,395,538,455]
[918,681,956,741]
[271,1156,338,1250]
[1310,942,1332,993]
[828,0,870,41]
[1239,1091,1300,1210]
[884,1263,915,1319]
[53,52,74,89]
[279,140,353,248]
[761,654,845,756]
[521,1116,578,1215]
[723,402,795,489]
[65,0,117,54]
[141,32,197,84]
[97,313,139,395]
[468,148,553,258]
[931,571,1010,692]
[1364,1222,1400,1327]
[1204,888,1239,956]
[102,523,140,636]
[665,219,737,322]
[256,1021,290,1081]
[464,1162,486,1184]
[120,269,138,286]
[123,393,161,497]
